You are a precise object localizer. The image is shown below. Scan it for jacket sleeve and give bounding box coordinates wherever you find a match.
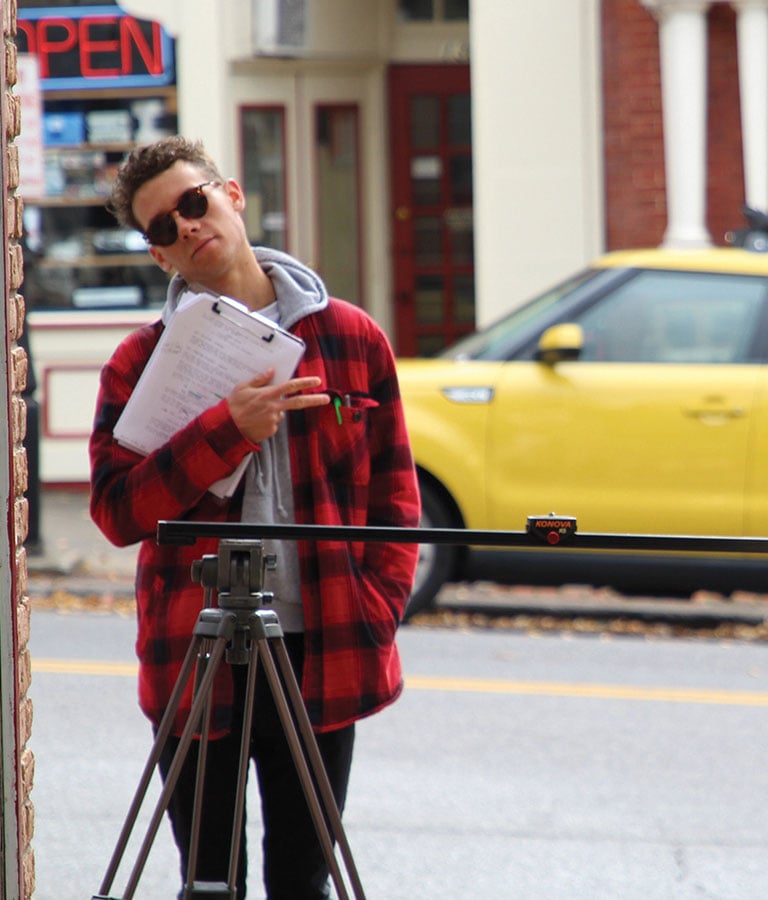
[89,323,258,547]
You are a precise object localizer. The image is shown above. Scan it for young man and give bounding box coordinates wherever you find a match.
[90,136,420,898]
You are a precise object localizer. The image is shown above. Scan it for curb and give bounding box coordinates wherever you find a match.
[27,571,768,633]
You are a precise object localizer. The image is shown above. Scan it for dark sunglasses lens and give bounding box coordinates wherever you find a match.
[145,187,210,246]
[177,187,208,219]
[146,215,177,247]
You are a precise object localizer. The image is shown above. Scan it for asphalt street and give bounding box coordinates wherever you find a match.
[28,610,768,899]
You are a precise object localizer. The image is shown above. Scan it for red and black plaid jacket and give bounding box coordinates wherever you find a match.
[89,297,420,735]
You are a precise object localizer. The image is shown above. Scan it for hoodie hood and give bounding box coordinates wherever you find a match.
[161,246,329,329]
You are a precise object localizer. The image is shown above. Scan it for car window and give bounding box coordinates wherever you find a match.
[439,268,605,361]
[574,270,766,363]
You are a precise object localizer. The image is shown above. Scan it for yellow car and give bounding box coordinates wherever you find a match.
[398,247,768,614]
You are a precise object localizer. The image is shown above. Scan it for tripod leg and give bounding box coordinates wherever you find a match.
[225,646,261,891]
[98,610,237,900]
[185,644,215,891]
[185,584,220,886]
[271,638,367,900]
[96,630,205,897]
[122,633,231,899]
[250,611,366,900]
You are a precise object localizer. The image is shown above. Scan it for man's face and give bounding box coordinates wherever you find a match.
[132,160,248,284]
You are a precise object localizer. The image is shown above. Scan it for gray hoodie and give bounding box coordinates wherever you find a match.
[162,248,330,631]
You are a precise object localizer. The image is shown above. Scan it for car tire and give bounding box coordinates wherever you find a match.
[405,479,459,620]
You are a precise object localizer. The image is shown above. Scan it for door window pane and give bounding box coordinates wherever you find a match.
[398,0,434,20]
[445,0,469,20]
[398,0,468,20]
[445,206,473,264]
[448,94,471,146]
[415,275,445,324]
[411,155,442,205]
[454,275,475,324]
[449,155,473,204]
[414,216,443,266]
[410,96,440,148]
[316,105,362,304]
[240,107,286,250]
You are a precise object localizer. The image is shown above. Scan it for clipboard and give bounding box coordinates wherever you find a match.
[114,291,306,497]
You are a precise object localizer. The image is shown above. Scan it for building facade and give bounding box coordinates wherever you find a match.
[14,0,768,486]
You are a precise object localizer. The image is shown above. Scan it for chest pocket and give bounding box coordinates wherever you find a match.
[319,392,379,485]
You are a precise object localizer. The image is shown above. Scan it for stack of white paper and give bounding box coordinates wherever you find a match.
[114,291,306,497]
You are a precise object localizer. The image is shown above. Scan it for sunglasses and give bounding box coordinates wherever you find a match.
[143,181,221,247]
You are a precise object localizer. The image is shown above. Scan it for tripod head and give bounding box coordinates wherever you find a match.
[192,538,277,607]
[191,538,278,664]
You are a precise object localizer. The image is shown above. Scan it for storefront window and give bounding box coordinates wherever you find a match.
[17,2,178,310]
[240,107,287,251]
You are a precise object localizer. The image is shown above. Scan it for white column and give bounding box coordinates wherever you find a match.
[732,0,768,211]
[642,0,712,246]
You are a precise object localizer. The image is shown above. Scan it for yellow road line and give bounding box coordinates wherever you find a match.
[32,659,768,706]
[405,675,768,706]
[33,659,137,677]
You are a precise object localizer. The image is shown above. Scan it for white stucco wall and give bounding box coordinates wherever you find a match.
[470,0,604,324]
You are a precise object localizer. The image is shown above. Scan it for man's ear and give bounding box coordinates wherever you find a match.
[149,245,175,273]
[225,178,246,213]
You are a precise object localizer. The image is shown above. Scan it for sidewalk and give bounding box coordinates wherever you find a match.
[27,488,138,612]
[24,488,768,630]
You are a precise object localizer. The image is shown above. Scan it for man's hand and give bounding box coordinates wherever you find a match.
[227,370,330,443]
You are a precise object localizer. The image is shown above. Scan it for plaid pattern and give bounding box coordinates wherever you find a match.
[90,298,420,735]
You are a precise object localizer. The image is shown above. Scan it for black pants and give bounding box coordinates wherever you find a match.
[157,633,356,899]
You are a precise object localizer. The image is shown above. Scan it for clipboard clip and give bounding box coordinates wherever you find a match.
[211,296,277,343]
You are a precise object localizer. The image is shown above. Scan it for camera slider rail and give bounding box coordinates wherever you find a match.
[157,515,768,557]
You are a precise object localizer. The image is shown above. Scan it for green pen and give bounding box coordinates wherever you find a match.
[333,395,343,425]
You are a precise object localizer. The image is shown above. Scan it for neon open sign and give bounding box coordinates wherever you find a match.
[17,5,175,90]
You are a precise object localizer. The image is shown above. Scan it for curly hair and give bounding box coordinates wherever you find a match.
[108,136,224,232]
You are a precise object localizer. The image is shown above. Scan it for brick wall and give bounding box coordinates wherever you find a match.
[602,0,667,248]
[706,3,744,244]
[3,0,36,893]
[602,0,746,249]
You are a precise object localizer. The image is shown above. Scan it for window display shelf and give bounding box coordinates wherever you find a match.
[37,253,154,269]
[36,140,136,154]
[29,195,111,208]
[24,88,177,312]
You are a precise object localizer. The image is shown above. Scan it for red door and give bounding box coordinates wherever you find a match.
[389,64,474,357]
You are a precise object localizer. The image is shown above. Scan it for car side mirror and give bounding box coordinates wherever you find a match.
[534,323,584,365]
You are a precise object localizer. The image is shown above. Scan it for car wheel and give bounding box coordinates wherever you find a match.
[405,480,458,620]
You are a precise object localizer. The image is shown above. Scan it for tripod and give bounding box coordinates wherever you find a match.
[93,538,366,900]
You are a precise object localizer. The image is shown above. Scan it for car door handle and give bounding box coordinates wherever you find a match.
[683,406,746,422]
